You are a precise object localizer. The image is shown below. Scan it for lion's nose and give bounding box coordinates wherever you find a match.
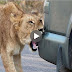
[38,28,44,32]
[38,28,44,33]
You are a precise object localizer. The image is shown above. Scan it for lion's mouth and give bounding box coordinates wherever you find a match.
[30,41,38,51]
[30,28,44,51]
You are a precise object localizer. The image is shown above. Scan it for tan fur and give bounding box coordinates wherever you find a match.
[0,2,43,72]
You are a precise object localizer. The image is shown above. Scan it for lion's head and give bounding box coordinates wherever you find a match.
[0,2,43,51]
[10,12,43,50]
[2,2,43,51]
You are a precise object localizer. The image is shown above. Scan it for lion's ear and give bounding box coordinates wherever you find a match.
[10,13,22,30]
[10,13,16,23]
[10,13,23,22]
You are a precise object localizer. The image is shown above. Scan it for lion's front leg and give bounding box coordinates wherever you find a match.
[1,48,17,72]
[13,54,23,72]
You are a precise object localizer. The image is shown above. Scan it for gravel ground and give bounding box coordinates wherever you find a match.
[0,45,56,72]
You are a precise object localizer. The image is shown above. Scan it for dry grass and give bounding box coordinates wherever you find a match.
[0,0,44,13]
[19,0,44,13]
[0,1,6,4]
[26,1,44,13]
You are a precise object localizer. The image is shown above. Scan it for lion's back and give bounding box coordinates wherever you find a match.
[0,3,15,51]
[0,2,23,52]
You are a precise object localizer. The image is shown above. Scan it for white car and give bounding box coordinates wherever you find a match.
[38,0,72,72]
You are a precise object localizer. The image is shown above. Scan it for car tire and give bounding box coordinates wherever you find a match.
[69,30,72,69]
[57,47,71,72]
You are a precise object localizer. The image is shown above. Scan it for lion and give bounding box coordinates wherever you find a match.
[0,2,43,72]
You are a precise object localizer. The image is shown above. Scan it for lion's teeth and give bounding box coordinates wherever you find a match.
[36,46,38,48]
[33,46,38,49]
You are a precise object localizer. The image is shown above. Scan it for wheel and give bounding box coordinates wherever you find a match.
[69,30,72,69]
[57,47,72,72]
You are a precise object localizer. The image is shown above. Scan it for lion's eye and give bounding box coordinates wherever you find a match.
[28,21,35,24]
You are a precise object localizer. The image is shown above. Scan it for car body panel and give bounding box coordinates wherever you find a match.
[38,33,69,67]
[44,0,72,35]
[38,0,72,70]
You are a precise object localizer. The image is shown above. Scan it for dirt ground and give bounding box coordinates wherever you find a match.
[0,45,56,72]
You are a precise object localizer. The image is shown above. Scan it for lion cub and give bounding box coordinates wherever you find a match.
[0,2,43,72]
